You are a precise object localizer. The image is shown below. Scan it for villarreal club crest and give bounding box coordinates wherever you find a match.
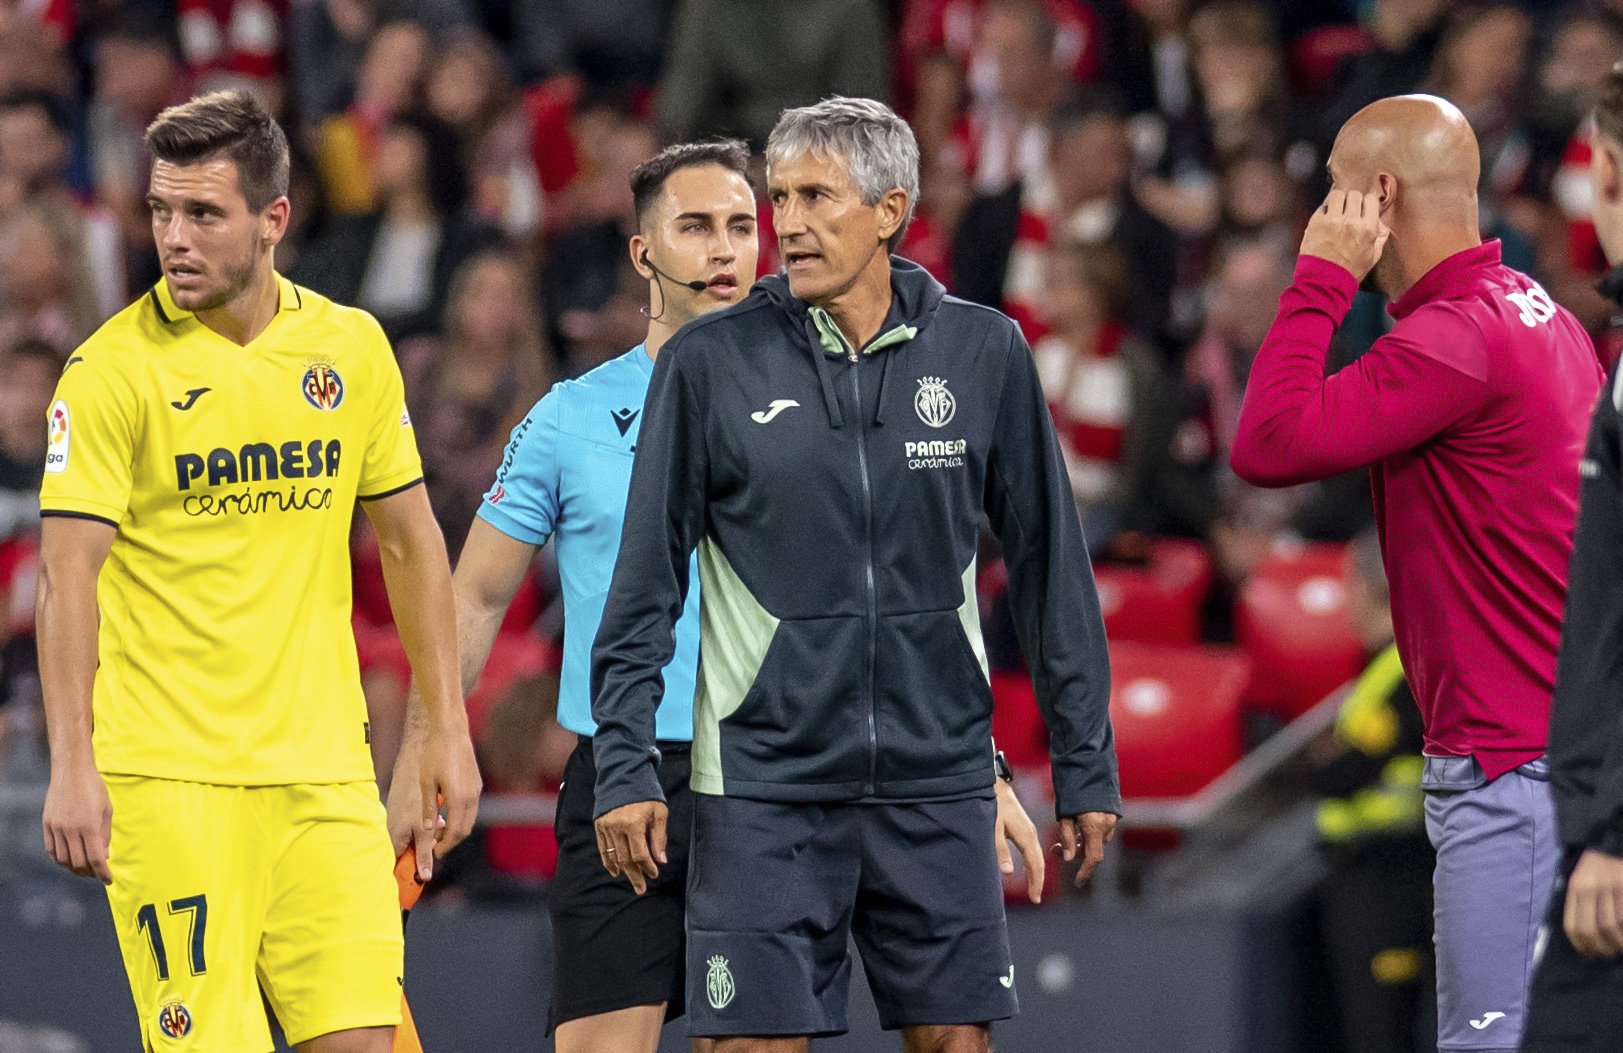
[157,999,193,1038]
[302,360,345,411]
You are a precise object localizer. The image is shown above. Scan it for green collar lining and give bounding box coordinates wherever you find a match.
[809,306,918,359]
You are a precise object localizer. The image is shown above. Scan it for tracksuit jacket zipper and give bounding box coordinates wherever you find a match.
[848,345,880,793]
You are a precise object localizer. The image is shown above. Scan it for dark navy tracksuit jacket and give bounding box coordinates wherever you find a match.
[589,257,1119,820]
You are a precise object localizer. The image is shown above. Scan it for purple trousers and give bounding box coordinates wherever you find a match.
[1423,755,1560,1052]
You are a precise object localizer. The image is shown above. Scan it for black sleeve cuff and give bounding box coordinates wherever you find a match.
[357,477,424,502]
[40,509,118,528]
[1592,814,1623,858]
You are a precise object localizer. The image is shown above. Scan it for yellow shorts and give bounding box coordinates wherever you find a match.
[103,776,403,1052]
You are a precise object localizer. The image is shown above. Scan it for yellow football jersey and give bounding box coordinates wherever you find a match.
[39,275,423,785]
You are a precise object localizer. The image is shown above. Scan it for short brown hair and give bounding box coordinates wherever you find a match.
[144,90,289,211]
[1596,61,1623,149]
[629,139,752,230]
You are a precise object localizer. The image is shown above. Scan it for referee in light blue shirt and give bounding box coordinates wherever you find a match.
[387,139,761,1053]
[480,339,704,746]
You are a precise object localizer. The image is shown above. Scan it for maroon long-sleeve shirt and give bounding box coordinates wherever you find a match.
[1232,242,1603,779]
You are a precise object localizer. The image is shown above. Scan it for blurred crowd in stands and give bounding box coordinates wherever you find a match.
[0,0,1620,903]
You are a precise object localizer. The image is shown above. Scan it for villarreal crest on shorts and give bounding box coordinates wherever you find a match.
[38,275,423,785]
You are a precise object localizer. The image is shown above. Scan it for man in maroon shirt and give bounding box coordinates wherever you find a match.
[1231,95,1603,1053]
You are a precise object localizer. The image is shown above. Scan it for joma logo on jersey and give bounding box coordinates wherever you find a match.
[175,439,342,491]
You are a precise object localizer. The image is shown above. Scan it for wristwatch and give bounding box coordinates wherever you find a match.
[993,750,1014,784]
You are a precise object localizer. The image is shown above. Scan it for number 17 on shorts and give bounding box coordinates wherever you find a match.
[103,775,405,1051]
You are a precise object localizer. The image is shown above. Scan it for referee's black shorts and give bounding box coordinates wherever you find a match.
[547,736,694,1033]
[1521,848,1623,1052]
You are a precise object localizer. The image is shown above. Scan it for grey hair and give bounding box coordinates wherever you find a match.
[765,96,920,250]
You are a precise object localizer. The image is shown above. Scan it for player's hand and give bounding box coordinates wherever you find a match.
[42,761,113,885]
[1299,188,1390,282]
[1564,849,1623,958]
[417,717,482,882]
[384,751,445,874]
[595,800,668,895]
[995,778,1045,903]
[1059,811,1118,888]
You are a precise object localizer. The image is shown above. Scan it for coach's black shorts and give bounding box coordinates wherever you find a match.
[547,736,694,1033]
[1521,849,1623,1052]
[685,794,1017,1037]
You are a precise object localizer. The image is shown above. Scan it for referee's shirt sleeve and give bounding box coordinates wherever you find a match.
[39,351,136,526]
[590,340,708,818]
[477,389,562,546]
[356,315,424,499]
[985,324,1120,819]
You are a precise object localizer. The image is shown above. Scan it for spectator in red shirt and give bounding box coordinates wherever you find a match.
[1031,240,1163,549]
[952,96,1178,348]
[0,339,57,738]
[903,0,1103,166]
[1231,94,1603,1053]
[86,15,185,292]
[0,337,56,544]
[177,0,289,108]
[540,106,655,373]
[946,0,1070,195]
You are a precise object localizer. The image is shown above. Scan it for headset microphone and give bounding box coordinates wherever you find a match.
[641,252,709,292]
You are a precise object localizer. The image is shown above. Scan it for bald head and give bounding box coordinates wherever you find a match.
[1323,94,1482,296]
[1330,94,1480,217]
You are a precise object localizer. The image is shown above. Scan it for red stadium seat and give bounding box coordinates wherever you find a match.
[0,534,39,640]
[991,670,1050,771]
[1235,542,1364,720]
[1109,642,1250,800]
[1093,537,1214,645]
